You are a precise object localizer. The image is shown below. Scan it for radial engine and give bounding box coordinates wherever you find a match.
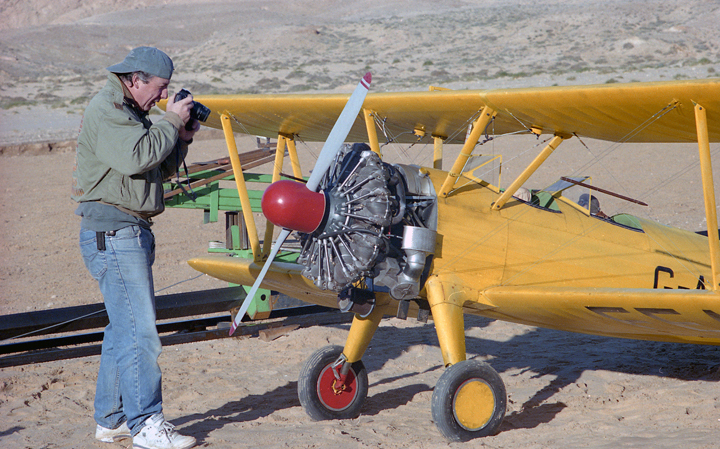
[296,143,438,312]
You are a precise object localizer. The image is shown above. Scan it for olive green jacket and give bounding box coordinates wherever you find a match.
[71,74,189,217]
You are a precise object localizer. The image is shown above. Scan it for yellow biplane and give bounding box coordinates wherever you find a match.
[162,75,720,441]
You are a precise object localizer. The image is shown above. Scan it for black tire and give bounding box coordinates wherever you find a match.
[431,359,506,441]
[298,345,368,420]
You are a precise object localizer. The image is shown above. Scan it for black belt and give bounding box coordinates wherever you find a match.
[96,230,116,251]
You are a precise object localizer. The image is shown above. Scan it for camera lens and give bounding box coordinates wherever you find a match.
[174,89,211,122]
[191,102,211,122]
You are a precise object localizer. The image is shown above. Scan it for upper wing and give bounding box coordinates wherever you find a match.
[190,78,720,144]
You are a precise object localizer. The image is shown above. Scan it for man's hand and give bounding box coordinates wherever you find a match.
[179,118,200,142]
[166,91,194,125]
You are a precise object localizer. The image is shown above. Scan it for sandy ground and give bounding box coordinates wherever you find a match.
[2,1,720,448]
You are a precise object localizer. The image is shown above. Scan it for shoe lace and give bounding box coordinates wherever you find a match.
[158,420,177,440]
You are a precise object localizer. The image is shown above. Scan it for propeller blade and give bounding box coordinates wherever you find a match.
[228,228,291,336]
[305,72,371,192]
[230,73,372,336]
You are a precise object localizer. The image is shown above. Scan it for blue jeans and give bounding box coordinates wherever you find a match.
[79,226,162,434]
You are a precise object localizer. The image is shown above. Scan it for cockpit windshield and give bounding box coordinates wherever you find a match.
[527,177,645,232]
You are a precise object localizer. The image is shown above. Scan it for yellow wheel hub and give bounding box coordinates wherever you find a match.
[453,379,495,430]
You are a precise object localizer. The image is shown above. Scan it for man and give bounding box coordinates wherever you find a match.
[578,193,609,218]
[72,46,198,449]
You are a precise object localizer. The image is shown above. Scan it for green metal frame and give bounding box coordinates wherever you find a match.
[164,169,300,319]
[165,172,271,223]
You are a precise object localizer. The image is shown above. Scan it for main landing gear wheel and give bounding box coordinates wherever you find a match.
[431,359,506,441]
[298,345,369,420]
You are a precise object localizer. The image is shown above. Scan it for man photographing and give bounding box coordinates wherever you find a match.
[72,46,198,449]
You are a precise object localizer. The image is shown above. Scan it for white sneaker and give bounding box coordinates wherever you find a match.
[95,421,131,442]
[133,413,196,449]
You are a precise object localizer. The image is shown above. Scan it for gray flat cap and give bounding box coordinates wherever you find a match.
[107,46,174,79]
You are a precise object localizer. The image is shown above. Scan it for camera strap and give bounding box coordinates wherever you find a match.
[175,151,197,202]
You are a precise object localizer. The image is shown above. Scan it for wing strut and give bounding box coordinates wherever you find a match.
[261,136,291,256]
[285,135,303,179]
[439,106,496,197]
[694,103,720,291]
[220,114,262,259]
[362,108,382,157]
[434,136,444,170]
[492,134,568,210]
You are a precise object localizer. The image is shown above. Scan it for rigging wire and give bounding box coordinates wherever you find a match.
[566,103,679,197]
[4,274,207,342]
[638,146,720,201]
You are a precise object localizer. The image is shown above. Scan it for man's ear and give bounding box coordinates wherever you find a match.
[129,73,140,87]
[129,73,148,88]
[119,74,136,89]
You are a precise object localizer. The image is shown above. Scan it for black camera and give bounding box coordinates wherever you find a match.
[174,89,211,123]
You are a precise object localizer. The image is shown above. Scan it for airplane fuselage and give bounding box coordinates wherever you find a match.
[424,167,720,344]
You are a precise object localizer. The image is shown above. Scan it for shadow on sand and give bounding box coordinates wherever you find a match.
[173,314,720,439]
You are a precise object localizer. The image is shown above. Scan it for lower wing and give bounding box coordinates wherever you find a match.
[481,285,720,345]
[189,256,720,344]
[188,254,339,309]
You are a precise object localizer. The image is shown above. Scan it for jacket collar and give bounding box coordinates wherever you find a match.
[107,73,147,118]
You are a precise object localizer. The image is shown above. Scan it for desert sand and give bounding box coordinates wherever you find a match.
[2,1,720,448]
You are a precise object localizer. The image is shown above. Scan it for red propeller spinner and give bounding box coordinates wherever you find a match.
[261,180,326,233]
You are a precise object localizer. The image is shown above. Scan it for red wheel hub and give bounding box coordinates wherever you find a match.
[316,364,358,411]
